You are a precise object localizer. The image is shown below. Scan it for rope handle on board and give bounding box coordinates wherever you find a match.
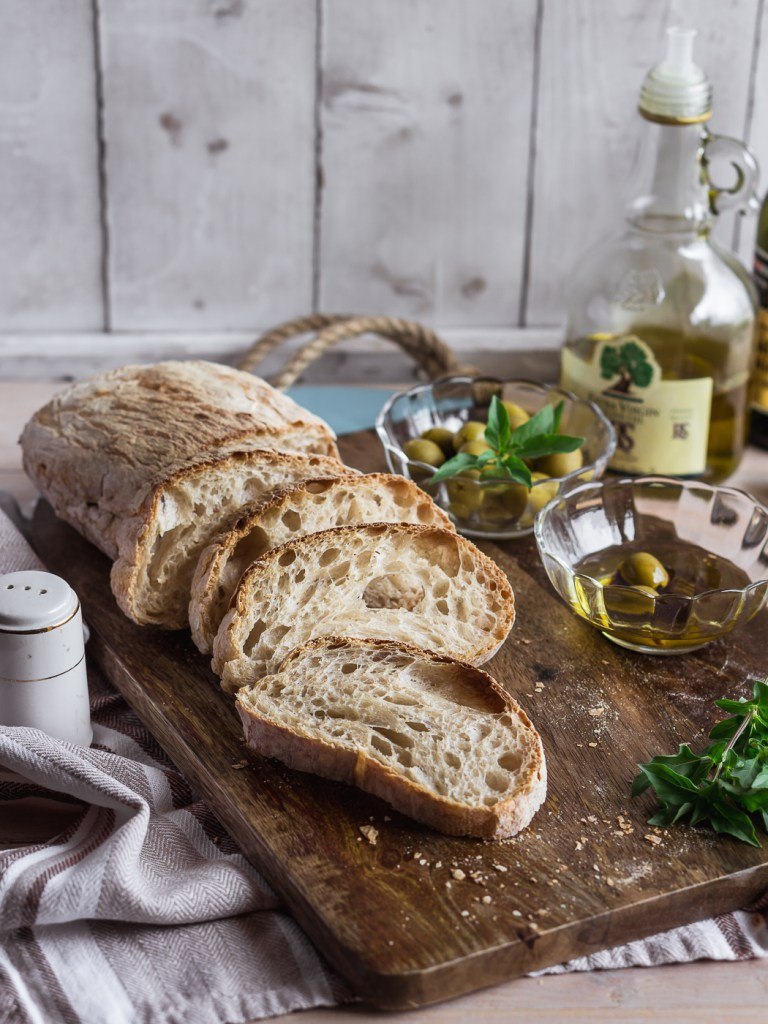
[237,313,475,390]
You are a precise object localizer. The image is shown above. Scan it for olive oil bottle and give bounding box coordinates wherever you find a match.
[750,191,768,449]
[561,28,759,482]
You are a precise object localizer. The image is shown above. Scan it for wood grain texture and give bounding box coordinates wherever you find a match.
[26,428,768,1010]
[100,0,317,330]
[318,0,536,326]
[0,0,102,329]
[525,0,761,326]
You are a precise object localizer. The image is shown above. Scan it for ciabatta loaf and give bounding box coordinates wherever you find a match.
[214,523,514,691]
[236,637,546,839]
[110,450,355,628]
[189,473,454,654]
[20,360,340,561]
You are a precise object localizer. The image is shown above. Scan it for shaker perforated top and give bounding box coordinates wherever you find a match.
[0,571,78,631]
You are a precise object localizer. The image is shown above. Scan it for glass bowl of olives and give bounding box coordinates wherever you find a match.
[375,377,616,538]
[534,476,768,654]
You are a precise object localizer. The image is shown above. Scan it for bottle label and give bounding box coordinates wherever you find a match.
[561,337,713,476]
[752,245,768,414]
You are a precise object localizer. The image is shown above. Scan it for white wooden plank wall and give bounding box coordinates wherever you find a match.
[100,0,317,330]
[0,0,765,358]
[318,0,536,325]
[0,0,102,330]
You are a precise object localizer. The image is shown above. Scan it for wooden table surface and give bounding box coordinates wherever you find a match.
[2,378,768,1024]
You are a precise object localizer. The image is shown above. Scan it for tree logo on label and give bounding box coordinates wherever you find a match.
[599,338,657,395]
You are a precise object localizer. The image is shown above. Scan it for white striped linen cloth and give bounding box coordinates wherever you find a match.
[1,501,767,1023]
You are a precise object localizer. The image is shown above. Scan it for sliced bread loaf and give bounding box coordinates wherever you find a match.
[213,522,515,691]
[189,473,455,654]
[20,360,340,562]
[236,637,546,839]
[111,450,355,628]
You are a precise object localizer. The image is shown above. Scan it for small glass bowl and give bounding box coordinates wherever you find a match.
[534,477,768,654]
[375,377,616,539]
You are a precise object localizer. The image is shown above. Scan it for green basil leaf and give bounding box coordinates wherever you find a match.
[708,716,744,740]
[507,403,556,447]
[708,797,761,847]
[635,762,700,802]
[552,400,565,433]
[512,434,585,460]
[484,395,510,452]
[427,452,478,484]
[502,453,532,488]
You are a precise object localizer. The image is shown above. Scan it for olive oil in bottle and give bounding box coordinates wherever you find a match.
[750,190,768,449]
[561,29,759,482]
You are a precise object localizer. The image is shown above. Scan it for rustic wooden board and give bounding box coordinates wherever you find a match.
[28,429,768,1011]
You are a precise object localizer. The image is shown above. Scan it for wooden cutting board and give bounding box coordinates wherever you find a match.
[28,429,768,1011]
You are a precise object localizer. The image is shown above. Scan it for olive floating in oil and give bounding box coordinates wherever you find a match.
[572,539,752,652]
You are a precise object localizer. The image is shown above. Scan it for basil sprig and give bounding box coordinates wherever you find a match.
[633,678,768,847]
[428,396,585,488]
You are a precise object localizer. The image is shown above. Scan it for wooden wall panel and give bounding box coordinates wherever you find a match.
[318,0,537,327]
[100,0,317,331]
[734,0,767,264]
[526,0,761,327]
[0,0,102,330]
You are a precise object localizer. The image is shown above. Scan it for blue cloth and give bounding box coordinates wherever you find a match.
[286,386,395,435]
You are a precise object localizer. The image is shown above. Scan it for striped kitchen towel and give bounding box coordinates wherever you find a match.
[1,501,767,1024]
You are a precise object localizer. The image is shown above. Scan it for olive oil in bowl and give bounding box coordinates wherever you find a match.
[573,540,753,653]
[534,477,768,656]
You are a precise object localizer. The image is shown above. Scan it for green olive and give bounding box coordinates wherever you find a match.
[452,421,487,451]
[446,471,484,511]
[459,439,491,456]
[526,472,559,513]
[448,501,472,520]
[604,584,659,618]
[481,483,528,521]
[536,449,584,477]
[403,437,445,468]
[619,552,670,590]
[420,426,455,455]
[501,401,530,430]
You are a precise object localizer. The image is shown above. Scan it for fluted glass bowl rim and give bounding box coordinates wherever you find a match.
[374,375,617,492]
[534,475,768,610]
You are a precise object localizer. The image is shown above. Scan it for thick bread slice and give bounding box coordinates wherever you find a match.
[111,450,355,628]
[189,473,455,654]
[20,360,340,560]
[214,522,515,691]
[236,637,546,839]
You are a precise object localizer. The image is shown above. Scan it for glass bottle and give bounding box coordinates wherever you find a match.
[750,191,768,448]
[560,28,759,482]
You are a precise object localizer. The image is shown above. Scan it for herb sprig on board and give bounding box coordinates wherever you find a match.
[632,678,768,847]
[428,396,585,488]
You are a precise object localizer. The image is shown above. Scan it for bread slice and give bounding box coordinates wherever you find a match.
[189,473,455,654]
[111,450,355,628]
[213,522,515,691]
[20,360,340,561]
[236,637,546,839]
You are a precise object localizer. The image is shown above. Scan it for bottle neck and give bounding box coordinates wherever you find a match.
[626,120,712,236]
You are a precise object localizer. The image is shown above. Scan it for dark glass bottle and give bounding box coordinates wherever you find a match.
[750,193,768,449]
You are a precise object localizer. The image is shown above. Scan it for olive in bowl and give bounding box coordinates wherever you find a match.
[375,377,617,540]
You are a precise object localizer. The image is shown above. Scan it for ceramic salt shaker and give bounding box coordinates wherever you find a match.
[0,570,92,745]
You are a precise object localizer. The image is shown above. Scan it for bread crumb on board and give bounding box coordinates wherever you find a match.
[360,825,378,846]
